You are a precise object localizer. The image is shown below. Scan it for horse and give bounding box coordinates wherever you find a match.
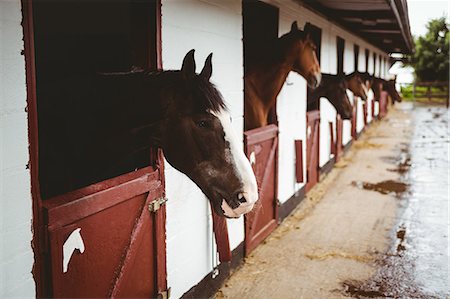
[38,50,258,218]
[345,72,369,101]
[368,76,401,103]
[244,21,322,130]
[383,78,402,103]
[307,73,353,119]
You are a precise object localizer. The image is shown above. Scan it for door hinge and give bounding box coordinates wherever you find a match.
[148,197,168,213]
[157,287,171,299]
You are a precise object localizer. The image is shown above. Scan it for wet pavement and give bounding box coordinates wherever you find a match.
[216,103,449,299]
[343,104,449,299]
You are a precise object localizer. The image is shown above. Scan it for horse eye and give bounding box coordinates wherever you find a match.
[196,120,209,128]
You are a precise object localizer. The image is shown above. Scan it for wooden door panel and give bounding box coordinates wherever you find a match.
[379,91,388,118]
[351,99,358,139]
[244,125,278,255]
[306,111,320,192]
[335,116,344,161]
[44,169,163,298]
[363,101,368,125]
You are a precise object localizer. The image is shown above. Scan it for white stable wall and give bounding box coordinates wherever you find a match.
[161,1,244,298]
[319,99,336,167]
[0,0,36,297]
[276,71,307,202]
[276,8,314,203]
[269,0,391,171]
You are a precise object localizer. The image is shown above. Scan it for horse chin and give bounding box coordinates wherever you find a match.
[341,112,352,120]
[221,200,255,218]
[306,73,321,89]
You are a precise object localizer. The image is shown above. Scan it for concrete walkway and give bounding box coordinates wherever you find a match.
[216,103,449,299]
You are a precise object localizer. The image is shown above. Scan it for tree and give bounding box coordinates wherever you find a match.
[408,17,449,82]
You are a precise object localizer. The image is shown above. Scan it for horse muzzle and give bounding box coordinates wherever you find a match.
[221,200,255,218]
[307,72,322,89]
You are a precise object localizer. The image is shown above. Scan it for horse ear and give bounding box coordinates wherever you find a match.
[200,53,213,80]
[291,21,299,32]
[181,49,196,78]
[304,22,312,33]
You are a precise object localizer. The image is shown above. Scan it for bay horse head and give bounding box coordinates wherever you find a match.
[358,72,374,91]
[346,72,369,101]
[384,78,402,103]
[155,50,258,218]
[286,22,321,88]
[309,74,353,119]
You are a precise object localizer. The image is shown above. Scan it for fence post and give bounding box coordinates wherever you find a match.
[413,81,416,107]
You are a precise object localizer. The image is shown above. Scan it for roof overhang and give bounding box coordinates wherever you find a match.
[298,0,414,54]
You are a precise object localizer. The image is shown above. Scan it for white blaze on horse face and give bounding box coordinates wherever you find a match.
[211,109,259,217]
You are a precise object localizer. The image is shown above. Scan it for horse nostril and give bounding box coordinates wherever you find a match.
[237,193,246,204]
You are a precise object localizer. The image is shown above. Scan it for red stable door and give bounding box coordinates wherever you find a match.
[306,110,320,192]
[22,1,168,297]
[244,125,279,255]
[351,98,358,139]
[44,166,167,298]
[379,91,389,118]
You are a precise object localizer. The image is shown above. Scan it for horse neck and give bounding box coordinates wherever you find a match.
[98,72,169,137]
[248,37,297,108]
[309,74,335,102]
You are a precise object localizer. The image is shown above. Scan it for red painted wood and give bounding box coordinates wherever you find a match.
[109,188,161,297]
[21,0,47,295]
[211,207,232,262]
[295,140,303,183]
[244,125,279,255]
[306,111,320,192]
[244,124,278,144]
[335,116,344,162]
[44,172,161,230]
[371,99,376,119]
[363,101,368,125]
[379,91,388,118]
[24,0,167,296]
[48,186,163,298]
[329,122,335,155]
[351,98,358,139]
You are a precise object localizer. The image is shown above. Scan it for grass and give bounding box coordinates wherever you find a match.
[400,83,449,105]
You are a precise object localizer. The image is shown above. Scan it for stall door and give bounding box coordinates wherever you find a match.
[306,111,320,192]
[24,0,167,297]
[43,167,166,298]
[335,115,344,162]
[351,99,358,139]
[379,91,389,118]
[244,125,278,255]
[363,101,368,125]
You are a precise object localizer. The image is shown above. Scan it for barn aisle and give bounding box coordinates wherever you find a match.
[216,102,449,299]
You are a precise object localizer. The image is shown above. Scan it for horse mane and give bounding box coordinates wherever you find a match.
[99,69,226,113]
[308,73,346,103]
[245,27,309,71]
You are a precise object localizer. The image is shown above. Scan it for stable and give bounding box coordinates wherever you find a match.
[0,0,412,298]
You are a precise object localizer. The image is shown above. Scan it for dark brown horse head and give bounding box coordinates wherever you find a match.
[332,76,353,119]
[346,72,368,101]
[384,78,402,103]
[309,74,353,119]
[157,50,258,218]
[286,22,321,88]
[359,72,374,90]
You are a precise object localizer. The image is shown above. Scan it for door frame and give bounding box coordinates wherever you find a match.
[21,1,165,296]
[243,124,279,255]
[306,110,320,192]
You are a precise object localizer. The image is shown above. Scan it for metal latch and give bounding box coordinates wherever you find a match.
[148,197,168,213]
[157,288,171,299]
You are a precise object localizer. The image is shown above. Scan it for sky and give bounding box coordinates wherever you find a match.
[390,0,448,82]
[407,0,449,37]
